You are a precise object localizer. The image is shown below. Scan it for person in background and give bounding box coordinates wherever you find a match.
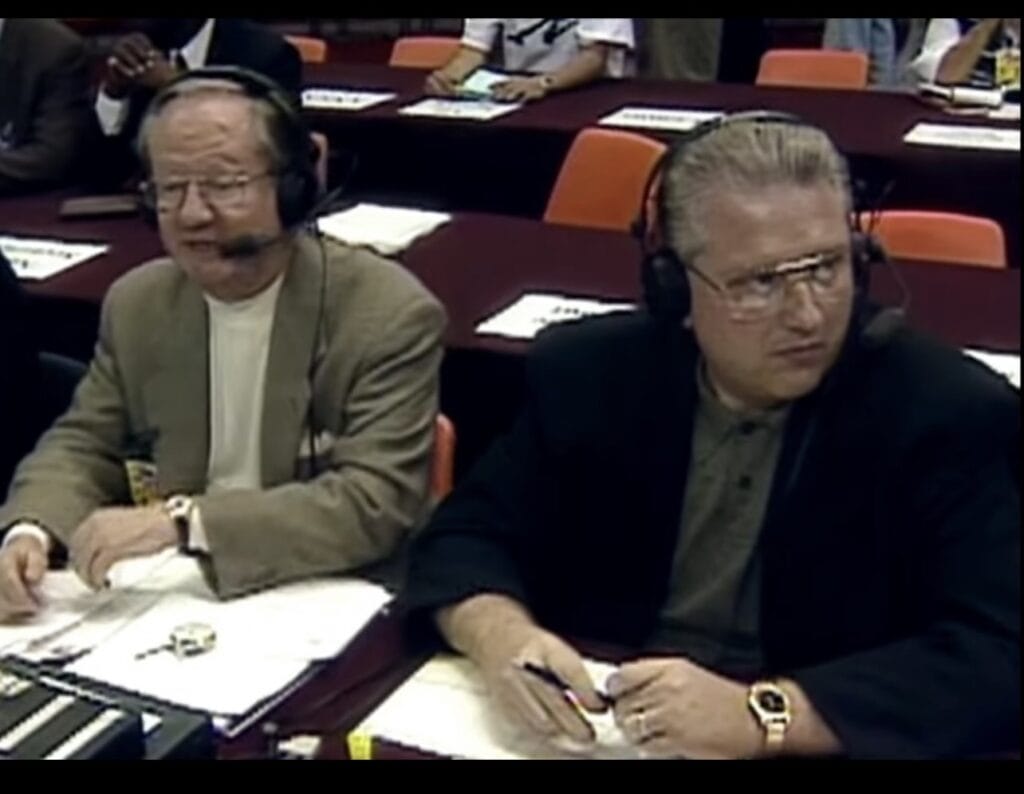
[425,18,634,102]
[0,18,93,196]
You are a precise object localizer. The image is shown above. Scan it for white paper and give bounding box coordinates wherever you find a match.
[920,83,1004,108]
[357,654,639,760]
[987,103,1021,121]
[456,68,512,100]
[475,293,636,341]
[964,348,1021,388]
[316,202,451,256]
[0,235,109,281]
[65,572,390,716]
[598,106,723,132]
[301,88,396,112]
[903,122,1020,151]
[398,98,523,121]
[0,551,180,661]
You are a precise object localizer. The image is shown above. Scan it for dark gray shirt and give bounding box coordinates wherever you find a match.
[648,362,789,678]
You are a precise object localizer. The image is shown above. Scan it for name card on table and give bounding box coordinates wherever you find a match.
[903,122,1020,151]
[301,88,397,112]
[475,292,636,341]
[0,235,109,281]
[598,106,723,132]
[397,98,524,122]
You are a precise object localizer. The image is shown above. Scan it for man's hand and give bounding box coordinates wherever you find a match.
[607,657,761,759]
[438,593,608,750]
[69,505,177,590]
[0,535,48,623]
[490,76,549,103]
[103,33,182,98]
[424,68,461,97]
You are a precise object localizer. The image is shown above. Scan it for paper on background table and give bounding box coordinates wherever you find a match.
[397,98,524,122]
[357,654,639,760]
[598,106,723,132]
[317,203,451,256]
[475,292,636,341]
[903,122,1020,151]
[964,348,1021,388]
[987,103,1022,121]
[0,235,109,281]
[301,88,396,111]
[456,68,511,100]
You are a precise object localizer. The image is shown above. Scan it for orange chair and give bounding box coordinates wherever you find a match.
[543,128,668,232]
[431,414,457,501]
[756,49,869,90]
[864,210,1007,269]
[286,35,328,64]
[310,132,328,190]
[389,36,461,69]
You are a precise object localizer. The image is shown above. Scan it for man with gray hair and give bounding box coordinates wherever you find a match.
[0,67,446,619]
[402,113,1019,758]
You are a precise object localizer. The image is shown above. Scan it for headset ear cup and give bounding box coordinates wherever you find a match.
[642,248,690,322]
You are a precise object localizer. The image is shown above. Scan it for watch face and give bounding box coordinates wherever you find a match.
[757,690,787,714]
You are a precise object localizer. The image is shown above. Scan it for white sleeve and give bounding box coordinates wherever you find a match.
[577,18,635,50]
[461,19,501,54]
[2,522,52,555]
[95,89,132,137]
[187,503,210,554]
[910,18,962,83]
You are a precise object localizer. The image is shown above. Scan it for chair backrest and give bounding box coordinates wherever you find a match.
[866,210,1007,269]
[431,414,456,501]
[389,36,461,69]
[756,48,869,89]
[310,132,328,191]
[543,128,668,232]
[285,35,328,64]
[36,351,86,431]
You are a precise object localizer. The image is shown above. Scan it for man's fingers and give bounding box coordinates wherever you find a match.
[518,670,596,744]
[22,547,47,584]
[0,554,39,617]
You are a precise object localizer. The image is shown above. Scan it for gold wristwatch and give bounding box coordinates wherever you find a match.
[747,680,792,755]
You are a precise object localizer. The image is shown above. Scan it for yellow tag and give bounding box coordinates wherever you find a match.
[124,459,160,506]
[996,47,1020,89]
[346,731,373,760]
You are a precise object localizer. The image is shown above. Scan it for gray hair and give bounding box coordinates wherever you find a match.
[659,118,853,262]
[135,78,287,175]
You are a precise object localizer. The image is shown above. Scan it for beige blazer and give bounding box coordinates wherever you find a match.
[0,235,446,597]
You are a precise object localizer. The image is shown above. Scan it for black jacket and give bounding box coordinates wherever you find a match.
[0,252,40,493]
[404,310,1020,759]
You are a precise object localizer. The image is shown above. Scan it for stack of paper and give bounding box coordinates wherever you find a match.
[903,122,1020,151]
[317,203,451,256]
[398,98,523,122]
[301,88,396,112]
[0,235,109,280]
[964,348,1021,388]
[1,551,391,721]
[356,654,639,759]
[475,293,636,341]
[598,106,722,133]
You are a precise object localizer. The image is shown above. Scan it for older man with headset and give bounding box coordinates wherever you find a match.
[402,112,1019,759]
[0,67,446,620]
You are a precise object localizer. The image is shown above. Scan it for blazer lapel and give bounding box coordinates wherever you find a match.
[0,23,23,134]
[147,278,210,496]
[260,238,323,486]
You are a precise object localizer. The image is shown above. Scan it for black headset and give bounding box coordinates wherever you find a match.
[633,110,888,325]
[137,65,321,230]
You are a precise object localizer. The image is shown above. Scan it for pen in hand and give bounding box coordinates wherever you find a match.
[519,661,615,709]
